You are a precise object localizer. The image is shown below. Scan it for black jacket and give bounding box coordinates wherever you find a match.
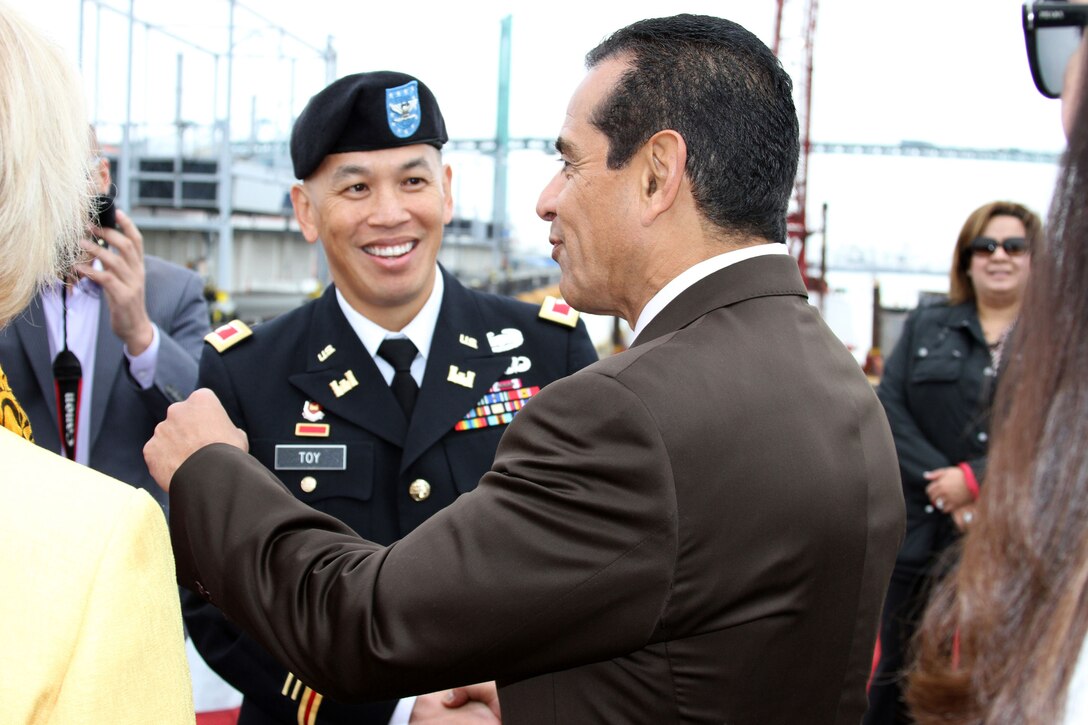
[183,268,597,725]
[877,301,994,573]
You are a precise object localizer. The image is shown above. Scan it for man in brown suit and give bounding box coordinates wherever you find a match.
[146,13,904,723]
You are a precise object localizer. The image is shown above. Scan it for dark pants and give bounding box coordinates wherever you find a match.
[863,567,932,725]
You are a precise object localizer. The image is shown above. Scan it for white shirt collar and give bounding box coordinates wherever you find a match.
[335,264,444,362]
[632,243,789,340]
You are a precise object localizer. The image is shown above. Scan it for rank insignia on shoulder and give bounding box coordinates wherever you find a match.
[539,296,579,327]
[204,319,253,352]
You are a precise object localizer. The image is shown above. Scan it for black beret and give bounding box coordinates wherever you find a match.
[290,71,448,180]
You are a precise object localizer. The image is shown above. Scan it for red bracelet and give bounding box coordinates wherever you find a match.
[958,462,980,501]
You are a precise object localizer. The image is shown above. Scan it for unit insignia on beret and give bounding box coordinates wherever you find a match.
[386,80,421,138]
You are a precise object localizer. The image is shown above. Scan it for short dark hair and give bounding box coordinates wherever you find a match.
[585,14,799,244]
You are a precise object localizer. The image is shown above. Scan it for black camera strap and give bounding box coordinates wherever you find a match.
[52,284,83,461]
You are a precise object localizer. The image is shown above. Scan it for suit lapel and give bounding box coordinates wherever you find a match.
[287,289,408,446]
[634,253,808,347]
[401,271,508,471]
[11,297,56,421]
[89,293,123,454]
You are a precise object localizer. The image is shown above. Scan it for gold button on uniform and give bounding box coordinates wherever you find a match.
[300,476,317,493]
[408,479,431,502]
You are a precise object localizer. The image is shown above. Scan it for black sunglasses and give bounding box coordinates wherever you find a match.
[1023,1,1088,98]
[969,236,1031,256]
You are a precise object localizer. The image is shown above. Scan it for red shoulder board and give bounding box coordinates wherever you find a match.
[538,296,579,328]
[204,319,253,353]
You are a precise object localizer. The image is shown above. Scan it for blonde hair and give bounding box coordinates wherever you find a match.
[0,2,92,324]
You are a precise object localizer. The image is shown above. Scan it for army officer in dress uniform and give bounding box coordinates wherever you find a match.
[182,71,597,725]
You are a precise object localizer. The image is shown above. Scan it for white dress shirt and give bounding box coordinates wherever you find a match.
[632,243,790,342]
[335,266,444,386]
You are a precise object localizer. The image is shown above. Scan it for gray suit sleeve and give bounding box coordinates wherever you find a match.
[169,371,676,702]
[136,264,208,416]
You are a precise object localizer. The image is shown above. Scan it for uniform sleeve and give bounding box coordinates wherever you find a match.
[54,490,195,724]
[876,310,950,484]
[169,370,676,702]
[135,270,208,418]
[183,342,295,718]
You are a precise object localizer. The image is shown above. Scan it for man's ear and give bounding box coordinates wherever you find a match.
[290,184,320,244]
[442,164,454,225]
[639,130,686,226]
[95,156,112,195]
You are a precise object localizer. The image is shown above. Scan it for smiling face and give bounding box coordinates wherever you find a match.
[291,144,452,330]
[968,214,1032,306]
[535,57,646,323]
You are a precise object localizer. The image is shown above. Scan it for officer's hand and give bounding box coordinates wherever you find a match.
[144,388,249,492]
[410,682,501,722]
[76,209,155,355]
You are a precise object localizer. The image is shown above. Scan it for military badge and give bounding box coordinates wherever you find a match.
[538,296,580,327]
[317,344,336,362]
[458,334,478,349]
[455,378,539,431]
[294,423,330,438]
[487,327,524,353]
[329,370,359,398]
[447,365,476,388]
[282,673,324,725]
[301,401,325,422]
[204,319,253,352]
[386,80,421,138]
[505,356,531,375]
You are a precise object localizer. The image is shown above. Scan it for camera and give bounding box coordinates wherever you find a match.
[89,194,117,248]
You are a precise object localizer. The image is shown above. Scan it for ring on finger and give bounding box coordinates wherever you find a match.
[936,497,946,511]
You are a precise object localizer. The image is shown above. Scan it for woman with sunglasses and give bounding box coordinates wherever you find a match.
[907,2,1088,722]
[865,200,1039,724]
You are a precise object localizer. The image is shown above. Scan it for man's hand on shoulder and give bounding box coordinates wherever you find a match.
[76,209,155,355]
[144,388,249,493]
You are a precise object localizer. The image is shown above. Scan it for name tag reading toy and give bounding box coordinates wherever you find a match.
[274,444,347,470]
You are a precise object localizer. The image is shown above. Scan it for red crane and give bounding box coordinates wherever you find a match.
[772,0,824,294]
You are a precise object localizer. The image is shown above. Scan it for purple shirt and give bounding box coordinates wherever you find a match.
[41,277,160,465]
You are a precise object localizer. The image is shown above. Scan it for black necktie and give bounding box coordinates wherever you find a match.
[377,338,419,418]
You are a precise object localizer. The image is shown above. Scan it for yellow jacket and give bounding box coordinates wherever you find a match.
[0,427,194,724]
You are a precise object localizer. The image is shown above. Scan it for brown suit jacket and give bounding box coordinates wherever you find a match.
[169,254,904,723]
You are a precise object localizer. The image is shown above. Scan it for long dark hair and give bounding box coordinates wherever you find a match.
[907,46,1088,724]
